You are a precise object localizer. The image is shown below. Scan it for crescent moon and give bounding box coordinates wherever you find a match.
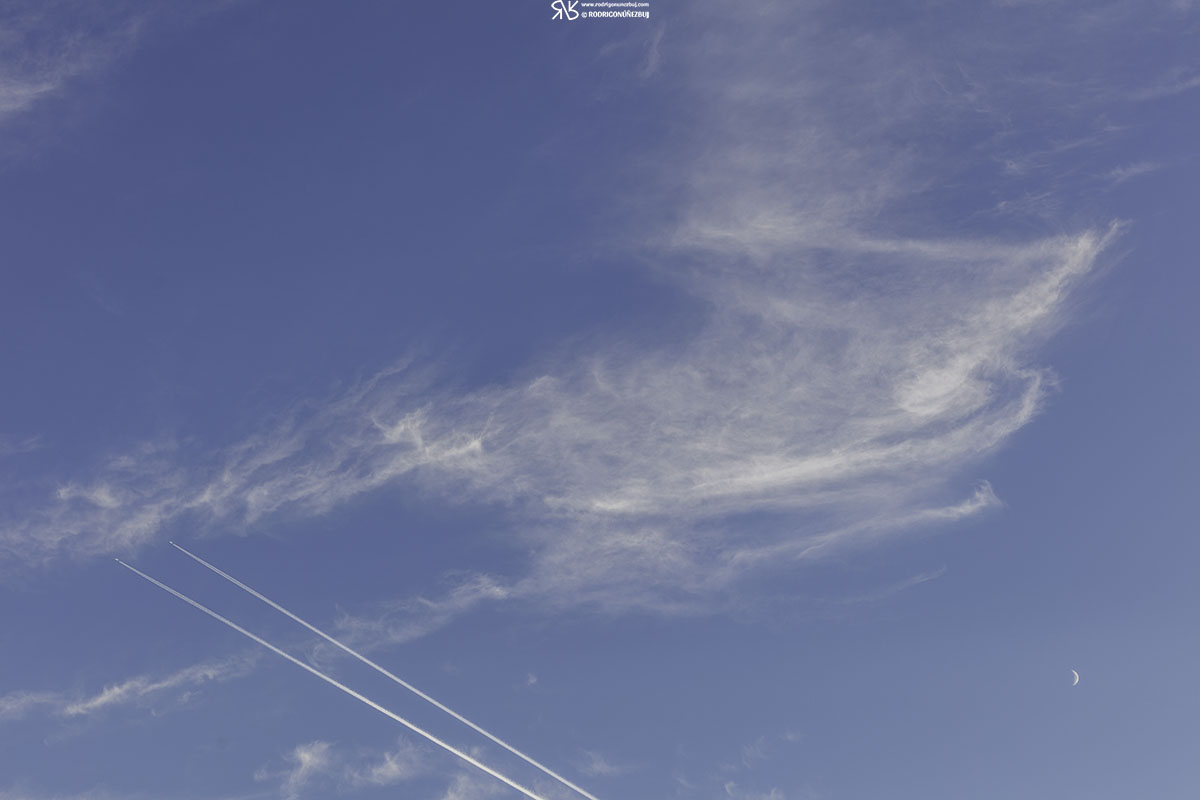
[1071,670,1079,686]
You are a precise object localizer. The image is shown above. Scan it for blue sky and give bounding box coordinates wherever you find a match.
[1,1,1198,798]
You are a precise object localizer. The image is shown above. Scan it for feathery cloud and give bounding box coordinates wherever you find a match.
[0,0,1133,623]
[257,739,435,797]
[0,1,242,137]
[0,790,267,800]
[0,436,42,458]
[0,1,147,127]
[577,750,630,778]
[277,742,332,800]
[344,739,427,788]
[0,691,59,722]
[1104,161,1163,186]
[0,653,258,723]
[437,773,504,800]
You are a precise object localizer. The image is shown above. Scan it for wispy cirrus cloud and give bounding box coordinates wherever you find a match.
[576,750,631,779]
[0,0,1144,622]
[691,734,811,800]
[0,653,258,723]
[0,1,147,126]
[674,729,809,800]
[0,691,60,722]
[722,786,787,800]
[1104,161,1164,186]
[829,567,948,608]
[0,435,41,458]
[436,773,504,800]
[0,790,268,800]
[1,216,1117,614]
[255,738,434,799]
[1126,68,1200,101]
[254,742,334,800]
[0,0,242,147]
[343,739,428,788]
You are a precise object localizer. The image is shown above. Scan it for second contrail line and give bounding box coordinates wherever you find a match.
[169,541,600,800]
[115,559,551,800]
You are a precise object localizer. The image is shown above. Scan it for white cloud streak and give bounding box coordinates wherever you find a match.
[0,691,59,721]
[0,1,241,136]
[0,435,42,458]
[0,653,257,722]
[1104,161,1163,185]
[61,653,257,717]
[0,790,267,800]
[0,1,147,126]
[829,567,949,608]
[1128,69,1200,101]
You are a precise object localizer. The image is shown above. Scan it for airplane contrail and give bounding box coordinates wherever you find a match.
[168,541,602,800]
[115,559,553,800]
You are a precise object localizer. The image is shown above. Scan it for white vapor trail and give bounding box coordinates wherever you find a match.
[114,559,553,800]
[169,541,602,800]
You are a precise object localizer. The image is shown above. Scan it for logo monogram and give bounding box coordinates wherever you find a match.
[551,0,579,20]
